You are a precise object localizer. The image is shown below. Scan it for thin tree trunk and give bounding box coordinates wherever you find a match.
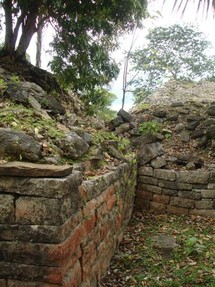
[36,17,43,68]
[122,26,138,110]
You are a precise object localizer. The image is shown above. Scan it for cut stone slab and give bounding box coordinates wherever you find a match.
[0,161,73,177]
[152,234,178,257]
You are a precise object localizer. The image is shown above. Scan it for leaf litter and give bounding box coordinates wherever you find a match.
[100,210,215,287]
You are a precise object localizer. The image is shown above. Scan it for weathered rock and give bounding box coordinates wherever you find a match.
[207,105,215,116]
[0,194,14,223]
[132,134,157,147]
[152,234,178,257]
[152,110,167,118]
[61,132,89,159]
[117,109,132,123]
[0,162,73,177]
[70,127,92,145]
[138,142,164,165]
[176,154,191,165]
[166,114,179,121]
[187,121,200,131]
[115,123,131,135]
[177,107,190,115]
[197,136,208,147]
[174,123,186,132]
[177,171,209,184]
[41,94,66,115]
[206,127,215,139]
[191,129,206,139]
[204,118,215,126]
[151,157,166,169]
[109,116,124,130]
[180,130,190,143]
[171,101,184,107]
[5,81,66,115]
[0,128,41,162]
[186,162,196,170]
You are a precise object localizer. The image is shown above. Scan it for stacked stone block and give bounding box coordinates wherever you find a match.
[136,167,215,218]
[0,162,136,287]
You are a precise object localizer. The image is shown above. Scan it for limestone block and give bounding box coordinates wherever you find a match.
[0,171,82,199]
[0,194,14,223]
[15,197,62,225]
[201,189,215,199]
[0,161,73,177]
[153,194,170,204]
[178,190,201,200]
[150,202,167,212]
[137,183,162,194]
[138,166,154,176]
[177,171,209,184]
[195,199,213,209]
[162,189,178,196]
[189,209,215,218]
[154,169,176,181]
[176,182,192,190]
[158,180,177,189]
[138,175,158,185]
[170,197,195,208]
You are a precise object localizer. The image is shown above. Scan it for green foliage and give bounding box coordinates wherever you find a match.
[0,78,7,93]
[131,24,215,103]
[81,88,117,118]
[184,236,206,256]
[0,0,147,101]
[10,75,21,84]
[138,121,160,135]
[92,130,118,146]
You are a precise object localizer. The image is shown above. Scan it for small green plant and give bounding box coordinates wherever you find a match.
[184,236,206,256]
[10,75,21,84]
[118,138,130,152]
[0,78,7,92]
[92,130,118,145]
[138,120,160,135]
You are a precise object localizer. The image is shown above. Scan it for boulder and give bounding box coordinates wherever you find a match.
[5,81,65,115]
[117,109,132,123]
[61,132,89,159]
[207,105,215,116]
[138,142,164,165]
[0,128,41,162]
[109,116,124,130]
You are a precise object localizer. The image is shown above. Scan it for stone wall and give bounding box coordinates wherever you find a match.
[136,166,215,218]
[0,161,136,287]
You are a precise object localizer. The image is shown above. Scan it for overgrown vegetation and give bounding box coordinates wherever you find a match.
[0,100,66,157]
[101,211,215,287]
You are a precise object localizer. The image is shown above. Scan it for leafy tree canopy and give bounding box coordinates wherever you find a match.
[0,0,147,88]
[131,24,215,103]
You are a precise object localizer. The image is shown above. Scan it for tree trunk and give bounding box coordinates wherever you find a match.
[15,11,38,59]
[2,0,15,54]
